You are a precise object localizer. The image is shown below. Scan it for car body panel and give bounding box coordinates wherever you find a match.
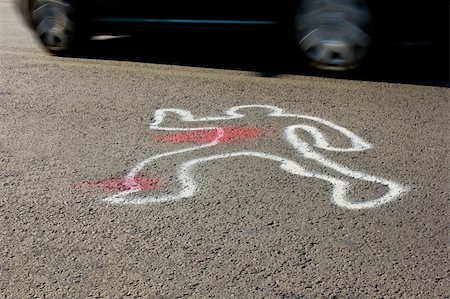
[15,0,448,70]
[16,0,448,40]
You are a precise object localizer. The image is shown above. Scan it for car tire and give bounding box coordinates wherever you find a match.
[30,0,86,55]
[295,0,373,71]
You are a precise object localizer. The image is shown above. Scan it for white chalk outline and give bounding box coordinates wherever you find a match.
[103,105,408,209]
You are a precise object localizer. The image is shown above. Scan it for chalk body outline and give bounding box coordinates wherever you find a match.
[103,105,408,210]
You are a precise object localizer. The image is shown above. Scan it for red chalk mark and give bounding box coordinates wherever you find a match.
[154,127,264,143]
[75,176,160,192]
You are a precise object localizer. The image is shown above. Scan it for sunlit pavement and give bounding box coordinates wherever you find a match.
[1,1,448,297]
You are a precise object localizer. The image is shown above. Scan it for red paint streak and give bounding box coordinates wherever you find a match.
[154,127,264,143]
[75,176,160,192]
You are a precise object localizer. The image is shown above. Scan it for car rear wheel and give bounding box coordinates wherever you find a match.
[31,0,81,54]
[295,0,373,70]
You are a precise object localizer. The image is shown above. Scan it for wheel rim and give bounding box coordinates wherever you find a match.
[295,0,372,70]
[31,0,75,51]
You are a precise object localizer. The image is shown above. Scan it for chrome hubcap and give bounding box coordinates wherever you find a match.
[296,0,372,69]
[31,0,75,50]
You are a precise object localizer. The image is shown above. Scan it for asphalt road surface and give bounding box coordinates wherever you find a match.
[1,1,449,298]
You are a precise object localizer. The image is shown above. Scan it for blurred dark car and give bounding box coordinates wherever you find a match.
[15,0,448,71]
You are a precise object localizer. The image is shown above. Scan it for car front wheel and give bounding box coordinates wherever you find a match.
[295,0,373,71]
